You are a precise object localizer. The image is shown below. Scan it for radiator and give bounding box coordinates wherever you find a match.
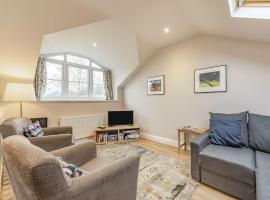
[60,114,106,140]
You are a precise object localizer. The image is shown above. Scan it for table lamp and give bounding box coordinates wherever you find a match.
[3,83,36,117]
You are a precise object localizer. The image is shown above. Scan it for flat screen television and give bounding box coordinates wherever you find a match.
[108,111,133,126]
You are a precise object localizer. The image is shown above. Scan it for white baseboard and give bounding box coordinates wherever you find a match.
[140,132,178,147]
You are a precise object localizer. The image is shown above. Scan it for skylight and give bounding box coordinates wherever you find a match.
[239,0,270,7]
[228,0,270,19]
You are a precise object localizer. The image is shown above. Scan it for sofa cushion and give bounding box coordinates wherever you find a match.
[255,150,270,200]
[209,119,241,147]
[249,113,270,153]
[210,111,249,146]
[199,144,255,185]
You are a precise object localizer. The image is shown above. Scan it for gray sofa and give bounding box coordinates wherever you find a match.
[191,113,270,200]
[1,135,140,200]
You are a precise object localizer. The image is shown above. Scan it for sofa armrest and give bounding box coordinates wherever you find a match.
[29,134,73,152]
[191,131,209,181]
[67,154,140,200]
[51,141,97,166]
[43,126,72,136]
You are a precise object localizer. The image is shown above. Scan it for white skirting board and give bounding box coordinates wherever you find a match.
[140,132,178,147]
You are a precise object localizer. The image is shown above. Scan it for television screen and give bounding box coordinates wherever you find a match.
[108,111,133,126]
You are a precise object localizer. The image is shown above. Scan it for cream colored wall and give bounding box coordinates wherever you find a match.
[0,75,125,126]
[124,35,270,141]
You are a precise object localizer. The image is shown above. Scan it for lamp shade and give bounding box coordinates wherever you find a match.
[3,83,36,102]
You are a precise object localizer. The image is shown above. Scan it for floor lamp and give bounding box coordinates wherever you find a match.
[3,83,36,117]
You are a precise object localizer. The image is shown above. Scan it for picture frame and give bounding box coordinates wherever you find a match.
[147,75,165,95]
[194,65,227,93]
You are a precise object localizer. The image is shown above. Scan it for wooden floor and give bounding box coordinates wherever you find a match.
[0,139,236,200]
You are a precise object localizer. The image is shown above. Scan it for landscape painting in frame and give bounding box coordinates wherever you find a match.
[147,75,165,95]
[194,65,227,93]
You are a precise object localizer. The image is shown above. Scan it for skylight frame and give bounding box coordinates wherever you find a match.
[228,0,270,19]
[238,0,270,7]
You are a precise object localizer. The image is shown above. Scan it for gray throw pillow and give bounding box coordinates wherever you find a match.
[210,111,249,147]
[249,113,270,153]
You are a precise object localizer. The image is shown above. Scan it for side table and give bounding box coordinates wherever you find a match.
[177,127,208,153]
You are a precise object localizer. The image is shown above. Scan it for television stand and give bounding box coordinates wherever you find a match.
[95,125,140,144]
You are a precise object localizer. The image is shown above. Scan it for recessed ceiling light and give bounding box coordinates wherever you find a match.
[92,43,97,47]
[164,27,170,34]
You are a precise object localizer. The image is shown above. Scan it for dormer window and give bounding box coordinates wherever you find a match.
[41,53,107,100]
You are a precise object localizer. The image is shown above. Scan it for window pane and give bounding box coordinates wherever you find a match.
[68,66,88,83]
[43,80,62,97]
[93,84,105,97]
[66,54,90,66]
[47,55,64,61]
[68,83,88,97]
[93,71,104,84]
[92,62,102,69]
[46,62,62,80]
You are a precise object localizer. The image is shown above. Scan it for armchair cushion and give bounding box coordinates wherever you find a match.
[51,141,97,166]
[29,134,73,152]
[43,126,72,136]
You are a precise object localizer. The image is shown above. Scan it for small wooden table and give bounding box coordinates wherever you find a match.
[177,127,208,153]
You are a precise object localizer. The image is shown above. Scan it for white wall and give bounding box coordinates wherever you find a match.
[40,19,139,99]
[124,35,270,141]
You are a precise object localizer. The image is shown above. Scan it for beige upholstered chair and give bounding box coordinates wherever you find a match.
[0,117,73,151]
[1,135,140,200]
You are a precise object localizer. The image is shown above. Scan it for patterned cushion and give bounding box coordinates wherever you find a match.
[56,157,88,178]
[23,121,44,137]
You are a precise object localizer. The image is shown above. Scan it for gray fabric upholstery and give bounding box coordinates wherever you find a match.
[0,117,73,151]
[249,113,270,153]
[29,134,73,152]
[190,131,209,181]
[210,111,248,146]
[51,141,97,166]
[1,135,140,200]
[43,126,72,136]
[199,144,255,185]
[3,117,32,135]
[201,168,256,200]
[255,150,270,200]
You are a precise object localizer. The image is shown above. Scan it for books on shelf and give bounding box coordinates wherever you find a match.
[95,125,140,144]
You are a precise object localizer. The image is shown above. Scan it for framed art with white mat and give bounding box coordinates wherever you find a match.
[147,75,165,95]
[194,65,227,93]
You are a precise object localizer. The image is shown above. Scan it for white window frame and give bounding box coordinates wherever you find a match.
[41,53,107,101]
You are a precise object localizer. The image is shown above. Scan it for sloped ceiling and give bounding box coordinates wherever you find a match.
[1,0,270,85]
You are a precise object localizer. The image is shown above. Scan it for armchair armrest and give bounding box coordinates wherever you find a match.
[67,155,140,200]
[43,126,72,136]
[29,134,73,152]
[191,131,209,181]
[51,141,96,166]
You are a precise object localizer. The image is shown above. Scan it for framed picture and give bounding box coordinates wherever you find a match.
[147,75,165,95]
[194,65,227,93]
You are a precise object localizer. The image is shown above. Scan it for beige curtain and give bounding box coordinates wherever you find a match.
[34,57,47,100]
[104,70,113,100]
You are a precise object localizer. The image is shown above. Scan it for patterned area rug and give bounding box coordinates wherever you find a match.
[97,143,198,200]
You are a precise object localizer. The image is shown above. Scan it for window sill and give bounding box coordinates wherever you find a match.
[38,99,119,103]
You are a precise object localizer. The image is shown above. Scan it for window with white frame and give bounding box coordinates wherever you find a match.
[42,53,106,100]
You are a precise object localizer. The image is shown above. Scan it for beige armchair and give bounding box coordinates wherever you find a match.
[1,135,140,200]
[0,117,73,151]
